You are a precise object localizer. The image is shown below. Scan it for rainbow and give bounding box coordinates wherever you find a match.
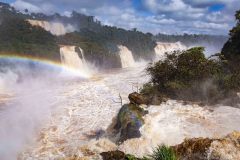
[0,54,91,78]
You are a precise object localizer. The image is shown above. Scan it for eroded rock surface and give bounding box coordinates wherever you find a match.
[114,103,147,142]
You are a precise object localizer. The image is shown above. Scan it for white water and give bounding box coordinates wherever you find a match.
[119,101,240,157]
[19,66,148,159]
[118,45,136,68]
[154,42,187,60]
[27,19,75,36]
[0,62,240,159]
[60,45,92,77]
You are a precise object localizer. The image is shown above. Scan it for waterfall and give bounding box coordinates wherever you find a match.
[60,45,91,77]
[27,19,75,36]
[60,46,83,69]
[154,41,187,60]
[78,47,87,65]
[118,45,135,68]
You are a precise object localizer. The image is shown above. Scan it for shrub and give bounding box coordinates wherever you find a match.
[144,46,240,105]
[140,83,156,96]
[149,145,178,160]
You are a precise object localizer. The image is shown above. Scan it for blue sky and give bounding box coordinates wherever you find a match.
[3,0,240,35]
[209,4,225,12]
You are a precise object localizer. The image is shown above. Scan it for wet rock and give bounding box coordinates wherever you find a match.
[173,137,214,160]
[128,92,148,105]
[100,132,240,160]
[101,150,125,160]
[114,103,147,142]
[208,131,240,160]
[172,131,240,160]
[100,150,141,160]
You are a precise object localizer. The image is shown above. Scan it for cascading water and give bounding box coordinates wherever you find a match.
[60,45,91,77]
[118,45,135,68]
[154,41,187,60]
[27,19,75,36]
[60,46,83,70]
[79,47,87,64]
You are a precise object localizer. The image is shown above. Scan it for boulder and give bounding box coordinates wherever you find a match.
[114,103,147,142]
[128,92,148,105]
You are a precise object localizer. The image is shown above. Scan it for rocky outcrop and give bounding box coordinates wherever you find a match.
[101,150,141,160]
[173,138,214,160]
[128,92,168,105]
[100,131,240,160]
[111,92,149,142]
[101,150,125,160]
[114,103,147,142]
[173,131,240,160]
[128,92,148,105]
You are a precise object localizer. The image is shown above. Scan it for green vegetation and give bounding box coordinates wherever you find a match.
[125,154,149,160]
[101,145,178,160]
[0,2,60,61]
[141,46,240,105]
[0,17,59,61]
[150,145,178,160]
[141,9,240,105]
[222,10,240,70]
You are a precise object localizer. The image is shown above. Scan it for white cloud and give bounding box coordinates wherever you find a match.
[193,21,229,30]
[11,0,55,14]
[11,0,41,13]
[9,0,240,35]
[146,16,176,25]
[206,11,231,23]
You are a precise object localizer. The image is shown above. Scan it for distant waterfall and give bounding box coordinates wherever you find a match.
[27,19,75,36]
[60,46,91,77]
[60,46,83,69]
[118,45,135,68]
[78,47,87,64]
[154,42,187,60]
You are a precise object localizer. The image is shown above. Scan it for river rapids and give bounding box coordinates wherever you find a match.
[0,64,239,160]
[0,49,240,159]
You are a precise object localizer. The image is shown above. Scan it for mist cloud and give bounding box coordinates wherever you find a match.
[0,63,62,160]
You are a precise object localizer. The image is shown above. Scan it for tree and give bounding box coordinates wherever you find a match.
[222,10,240,64]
